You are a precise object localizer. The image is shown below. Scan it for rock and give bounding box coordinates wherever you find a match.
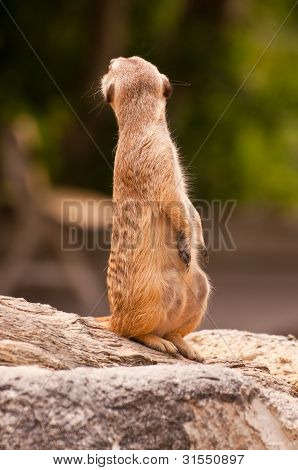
[0,295,297,449]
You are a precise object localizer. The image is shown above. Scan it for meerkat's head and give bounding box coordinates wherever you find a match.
[101,56,172,120]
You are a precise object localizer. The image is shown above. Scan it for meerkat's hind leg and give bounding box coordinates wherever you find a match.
[133,334,178,355]
[164,333,203,362]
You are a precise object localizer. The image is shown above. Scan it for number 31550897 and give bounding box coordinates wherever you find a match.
[182,454,245,465]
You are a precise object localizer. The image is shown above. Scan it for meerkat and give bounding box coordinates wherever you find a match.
[98,56,210,361]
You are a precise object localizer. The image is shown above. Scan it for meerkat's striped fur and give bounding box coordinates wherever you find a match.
[99,56,210,360]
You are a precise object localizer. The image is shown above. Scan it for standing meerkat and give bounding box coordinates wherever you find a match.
[99,56,210,361]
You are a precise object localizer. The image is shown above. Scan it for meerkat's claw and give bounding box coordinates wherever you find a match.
[199,244,209,266]
[179,249,191,268]
[178,232,191,269]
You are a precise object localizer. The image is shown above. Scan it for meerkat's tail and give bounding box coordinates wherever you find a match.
[96,315,111,329]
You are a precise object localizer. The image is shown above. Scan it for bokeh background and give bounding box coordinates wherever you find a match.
[0,0,297,335]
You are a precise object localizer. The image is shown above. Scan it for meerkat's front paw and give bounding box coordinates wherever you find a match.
[198,244,209,266]
[177,231,191,269]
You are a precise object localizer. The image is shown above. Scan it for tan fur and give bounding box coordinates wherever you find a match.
[98,56,210,361]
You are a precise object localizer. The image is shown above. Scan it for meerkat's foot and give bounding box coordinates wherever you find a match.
[133,334,178,355]
[164,334,203,362]
[177,231,191,269]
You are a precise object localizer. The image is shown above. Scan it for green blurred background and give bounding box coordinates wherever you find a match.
[0,0,297,335]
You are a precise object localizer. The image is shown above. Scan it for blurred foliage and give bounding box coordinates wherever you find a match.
[1,0,298,205]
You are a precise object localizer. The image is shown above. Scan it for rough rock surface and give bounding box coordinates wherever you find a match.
[0,295,297,449]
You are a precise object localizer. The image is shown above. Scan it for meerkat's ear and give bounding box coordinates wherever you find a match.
[104,83,115,104]
[162,75,173,99]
